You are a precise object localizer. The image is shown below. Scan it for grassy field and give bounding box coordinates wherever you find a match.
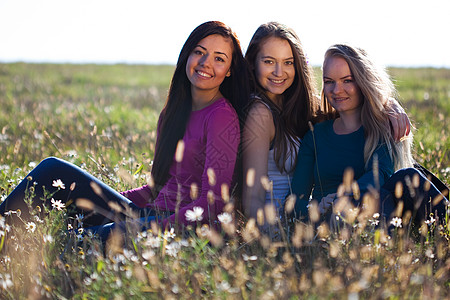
[0,63,449,299]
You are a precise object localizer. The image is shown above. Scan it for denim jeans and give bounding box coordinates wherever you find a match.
[0,157,158,232]
[380,167,449,224]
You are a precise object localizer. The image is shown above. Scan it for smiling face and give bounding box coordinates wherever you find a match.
[185,34,233,99]
[323,56,363,115]
[254,37,295,105]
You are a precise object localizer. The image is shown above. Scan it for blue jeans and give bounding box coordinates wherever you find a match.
[380,167,449,224]
[0,157,160,238]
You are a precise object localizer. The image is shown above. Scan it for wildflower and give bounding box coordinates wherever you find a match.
[51,198,65,211]
[242,254,258,261]
[142,250,155,260]
[144,236,161,248]
[172,284,180,294]
[179,239,190,247]
[26,222,36,233]
[166,242,180,257]
[33,215,43,223]
[217,281,231,291]
[3,256,10,265]
[43,234,53,243]
[163,227,176,240]
[370,219,379,226]
[390,217,402,228]
[185,206,204,222]
[218,212,233,224]
[424,216,436,226]
[115,278,123,288]
[425,249,435,259]
[67,150,77,157]
[75,214,84,224]
[83,277,92,286]
[0,274,13,290]
[52,179,65,189]
[369,213,380,226]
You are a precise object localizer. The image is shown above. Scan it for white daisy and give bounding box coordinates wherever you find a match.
[51,198,65,211]
[52,179,65,189]
[25,222,36,233]
[185,206,204,222]
[390,217,402,228]
[218,212,233,224]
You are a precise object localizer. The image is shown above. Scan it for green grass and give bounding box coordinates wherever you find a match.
[0,63,449,299]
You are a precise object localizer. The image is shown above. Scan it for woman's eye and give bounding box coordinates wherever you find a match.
[216,57,225,62]
[263,60,273,64]
[285,60,294,65]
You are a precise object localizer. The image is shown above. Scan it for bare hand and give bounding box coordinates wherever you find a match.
[387,98,411,141]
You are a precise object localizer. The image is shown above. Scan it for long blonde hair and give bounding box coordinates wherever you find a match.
[321,44,414,170]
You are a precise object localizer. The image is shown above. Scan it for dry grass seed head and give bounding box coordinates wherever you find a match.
[264,204,277,225]
[175,140,185,163]
[207,168,216,186]
[246,168,255,187]
[343,168,354,192]
[221,183,229,203]
[190,182,198,200]
[284,194,296,214]
[260,175,272,191]
[395,182,403,199]
[308,201,320,223]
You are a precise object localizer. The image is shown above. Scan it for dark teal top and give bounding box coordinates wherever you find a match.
[291,119,394,217]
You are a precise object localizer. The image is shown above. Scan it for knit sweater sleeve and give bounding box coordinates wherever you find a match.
[164,105,240,227]
[120,114,163,207]
[356,143,394,193]
[290,130,315,218]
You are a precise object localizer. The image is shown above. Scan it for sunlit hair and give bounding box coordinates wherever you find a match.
[245,21,319,172]
[152,21,251,193]
[321,44,414,170]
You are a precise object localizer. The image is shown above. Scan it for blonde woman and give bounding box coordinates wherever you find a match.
[289,44,448,226]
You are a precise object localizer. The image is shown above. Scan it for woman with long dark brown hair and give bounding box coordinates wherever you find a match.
[0,21,251,239]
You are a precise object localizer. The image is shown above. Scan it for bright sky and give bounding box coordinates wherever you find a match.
[1,0,449,67]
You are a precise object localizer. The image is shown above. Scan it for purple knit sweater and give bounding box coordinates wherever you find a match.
[122,98,239,227]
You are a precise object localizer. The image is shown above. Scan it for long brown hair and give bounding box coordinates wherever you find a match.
[151,21,251,194]
[245,22,319,172]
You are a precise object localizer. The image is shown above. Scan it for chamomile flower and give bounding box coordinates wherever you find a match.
[25,222,36,233]
[424,216,436,226]
[51,198,65,211]
[43,234,53,243]
[390,217,402,228]
[0,273,13,290]
[52,179,65,189]
[185,206,204,222]
[163,227,176,240]
[218,212,233,224]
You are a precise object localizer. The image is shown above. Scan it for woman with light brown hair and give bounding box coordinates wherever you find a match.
[289,43,448,227]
